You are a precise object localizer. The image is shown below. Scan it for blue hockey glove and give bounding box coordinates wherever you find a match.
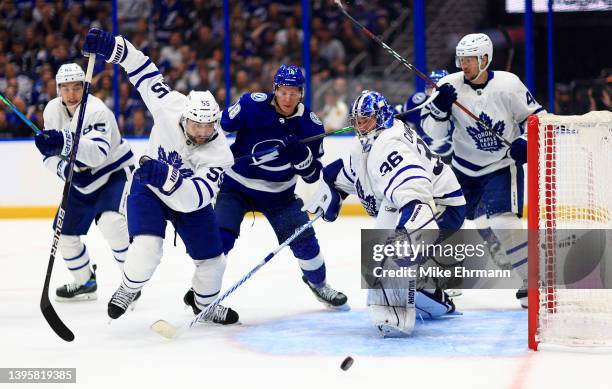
[83,28,116,62]
[283,134,320,183]
[428,83,457,120]
[35,129,73,158]
[134,158,183,195]
[507,137,527,164]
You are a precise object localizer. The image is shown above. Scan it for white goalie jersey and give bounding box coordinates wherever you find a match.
[112,37,234,213]
[334,120,465,228]
[421,71,544,177]
[42,96,135,194]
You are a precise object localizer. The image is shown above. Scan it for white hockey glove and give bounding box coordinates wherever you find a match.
[302,180,344,222]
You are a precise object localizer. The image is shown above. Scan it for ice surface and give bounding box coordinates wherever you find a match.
[1,217,610,389]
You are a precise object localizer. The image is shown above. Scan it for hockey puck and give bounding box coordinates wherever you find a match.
[340,356,353,371]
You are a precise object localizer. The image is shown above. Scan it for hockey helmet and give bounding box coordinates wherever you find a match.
[181,90,220,145]
[455,33,493,79]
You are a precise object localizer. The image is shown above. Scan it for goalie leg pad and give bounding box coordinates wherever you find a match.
[367,281,417,337]
[368,289,416,338]
[122,235,163,291]
[97,211,130,271]
[192,254,227,309]
[59,235,92,285]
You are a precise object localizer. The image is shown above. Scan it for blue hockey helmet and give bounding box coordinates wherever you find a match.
[273,64,305,90]
[428,69,449,85]
[350,90,395,138]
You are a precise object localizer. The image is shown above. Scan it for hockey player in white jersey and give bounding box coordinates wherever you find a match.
[304,90,467,337]
[34,63,135,302]
[83,28,238,324]
[420,33,545,307]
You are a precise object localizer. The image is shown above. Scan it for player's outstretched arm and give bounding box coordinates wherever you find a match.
[83,28,181,119]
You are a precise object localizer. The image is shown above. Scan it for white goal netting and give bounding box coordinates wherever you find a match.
[530,111,612,350]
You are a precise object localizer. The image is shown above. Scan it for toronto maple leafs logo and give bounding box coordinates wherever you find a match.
[356,179,378,217]
[466,112,505,152]
[158,146,194,178]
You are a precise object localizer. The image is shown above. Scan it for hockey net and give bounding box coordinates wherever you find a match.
[528,111,612,351]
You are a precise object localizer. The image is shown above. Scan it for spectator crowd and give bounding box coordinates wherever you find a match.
[0,0,401,138]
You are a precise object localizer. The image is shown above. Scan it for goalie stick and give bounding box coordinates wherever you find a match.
[151,212,323,339]
[40,54,96,342]
[334,0,511,147]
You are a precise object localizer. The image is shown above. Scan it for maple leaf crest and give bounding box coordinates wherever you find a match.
[356,179,378,217]
[157,146,194,178]
[465,112,505,153]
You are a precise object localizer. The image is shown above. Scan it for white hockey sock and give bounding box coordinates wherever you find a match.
[97,211,130,272]
[59,235,92,285]
[122,235,163,291]
[192,254,227,309]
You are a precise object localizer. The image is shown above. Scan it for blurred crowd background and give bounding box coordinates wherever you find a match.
[0,0,610,139]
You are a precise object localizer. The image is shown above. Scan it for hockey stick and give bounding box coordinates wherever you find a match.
[151,212,324,339]
[0,91,46,137]
[334,0,511,147]
[40,54,96,342]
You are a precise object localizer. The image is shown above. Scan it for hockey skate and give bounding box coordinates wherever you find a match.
[516,286,528,308]
[302,276,349,311]
[107,285,142,319]
[183,289,239,325]
[55,268,97,302]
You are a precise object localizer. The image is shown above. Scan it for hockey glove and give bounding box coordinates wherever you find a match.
[283,134,320,183]
[83,28,116,62]
[507,136,527,164]
[427,83,457,120]
[301,159,348,221]
[134,158,183,195]
[302,181,343,222]
[35,129,73,158]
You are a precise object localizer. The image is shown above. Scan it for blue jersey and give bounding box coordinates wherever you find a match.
[403,91,453,159]
[220,92,324,197]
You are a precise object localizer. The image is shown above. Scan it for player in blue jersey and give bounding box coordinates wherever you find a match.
[216,64,348,310]
[401,70,453,163]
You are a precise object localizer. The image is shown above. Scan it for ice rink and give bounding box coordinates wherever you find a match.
[1,216,610,389]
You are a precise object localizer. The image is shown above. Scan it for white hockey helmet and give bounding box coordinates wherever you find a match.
[455,33,493,79]
[56,63,85,105]
[181,90,220,145]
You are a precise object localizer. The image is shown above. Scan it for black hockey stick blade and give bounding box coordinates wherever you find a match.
[40,296,75,342]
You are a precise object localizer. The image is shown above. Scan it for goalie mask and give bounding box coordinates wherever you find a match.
[350,90,394,152]
[56,63,85,108]
[180,90,220,146]
[455,33,493,81]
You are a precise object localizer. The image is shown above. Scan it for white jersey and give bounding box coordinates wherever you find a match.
[333,120,465,227]
[116,37,233,213]
[421,71,544,177]
[42,95,135,194]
